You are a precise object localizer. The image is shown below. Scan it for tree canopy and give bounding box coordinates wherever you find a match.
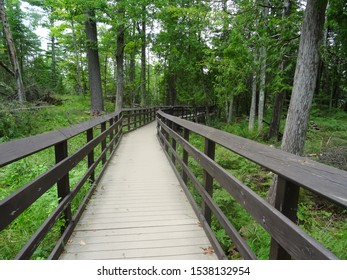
[0,0,345,119]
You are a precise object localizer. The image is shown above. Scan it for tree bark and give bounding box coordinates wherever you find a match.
[85,8,104,114]
[71,19,83,95]
[227,94,234,123]
[268,0,328,205]
[115,6,125,112]
[258,1,269,131]
[268,0,292,140]
[140,5,147,107]
[281,0,328,155]
[249,50,257,131]
[0,0,25,102]
[50,14,57,89]
[168,71,177,106]
[129,22,136,107]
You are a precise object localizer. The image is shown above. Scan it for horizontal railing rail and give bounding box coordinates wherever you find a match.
[156,110,347,260]
[0,107,156,259]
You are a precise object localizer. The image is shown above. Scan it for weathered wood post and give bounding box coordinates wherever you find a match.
[101,121,107,165]
[127,111,131,131]
[182,128,190,184]
[54,140,72,231]
[171,122,177,164]
[109,118,114,153]
[202,138,215,225]
[86,128,95,183]
[269,177,300,259]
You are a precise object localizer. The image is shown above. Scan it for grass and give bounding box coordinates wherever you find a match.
[172,110,347,259]
[1,98,346,259]
[0,94,115,259]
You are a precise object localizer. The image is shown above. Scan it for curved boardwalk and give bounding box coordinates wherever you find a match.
[60,122,216,260]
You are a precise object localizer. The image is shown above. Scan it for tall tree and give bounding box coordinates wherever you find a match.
[281,0,328,155]
[269,0,328,208]
[85,7,104,114]
[139,3,147,107]
[115,2,125,111]
[0,0,25,102]
[268,0,294,139]
[258,0,269,131]
[249,50,257,130]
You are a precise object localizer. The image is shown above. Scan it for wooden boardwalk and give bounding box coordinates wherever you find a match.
[60,122,217,260]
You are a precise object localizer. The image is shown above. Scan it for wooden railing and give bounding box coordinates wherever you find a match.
[0,108,156,259]
[156,109,347,260]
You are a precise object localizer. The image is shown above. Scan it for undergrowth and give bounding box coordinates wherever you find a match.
[0,95,114,259]
[1,98,346,259]
[176,110,347,259]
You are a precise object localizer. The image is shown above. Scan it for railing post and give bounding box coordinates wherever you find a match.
[164,118,169,153]
[139,109,142,126]
[101,122,107,165]
[134,110,137,129]
[115,115,119,143]
[171,122,177,164]
[86,128,95,183]
[202,138,215,226]
[269,176,300,259]
[54,140,72,231]
[109,118,114,153]
[182,128,190,184]
[127,111,131,131]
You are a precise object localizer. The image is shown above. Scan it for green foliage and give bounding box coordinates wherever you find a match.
[183,112,347,259]
[0,94,116,259]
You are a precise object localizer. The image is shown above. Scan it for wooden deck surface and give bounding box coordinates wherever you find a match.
[60,122,217,260]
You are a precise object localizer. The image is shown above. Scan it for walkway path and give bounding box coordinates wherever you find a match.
[60,122,217,260]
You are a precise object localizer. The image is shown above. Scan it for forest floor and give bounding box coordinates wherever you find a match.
[0,96,346,259]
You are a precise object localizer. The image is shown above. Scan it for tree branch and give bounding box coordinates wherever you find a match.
[0,60,14,77]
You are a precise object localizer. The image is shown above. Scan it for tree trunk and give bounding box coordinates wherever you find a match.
[249,50,257,131]
[281,0,328,155]
[268,0,328,205]
[268,90,285,140]
[50,15,57,89]
[258,2,269,131]
[268,0,291,140]
[168,70,177,106]
[104,55,108,97]
[140,5,147,107]
[227,94,234,123]
[258,46,266,130]
[0,0,25,102]
[71,19,83,95]
[85,8,104,114]
[115,6,125,112]
[129,22,136,107]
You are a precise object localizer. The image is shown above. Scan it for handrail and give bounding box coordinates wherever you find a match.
[0,107,157,259]
[0,108,158,168]
[156,110,347,260]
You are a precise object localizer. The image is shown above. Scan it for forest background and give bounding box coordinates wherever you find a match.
[0,0,346,259]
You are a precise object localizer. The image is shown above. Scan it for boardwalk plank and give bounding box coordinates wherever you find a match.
[60,245,215,260]
[60,122,217,260]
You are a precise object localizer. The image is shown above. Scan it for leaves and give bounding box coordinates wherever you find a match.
[201,246,214,255]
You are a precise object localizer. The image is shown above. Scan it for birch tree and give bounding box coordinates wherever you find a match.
[0,0,26,102]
